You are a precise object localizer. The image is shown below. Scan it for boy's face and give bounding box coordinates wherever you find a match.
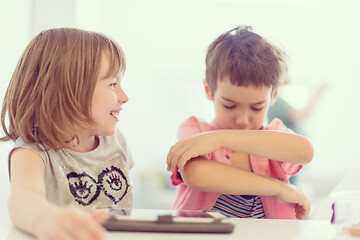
[204,76,277,130]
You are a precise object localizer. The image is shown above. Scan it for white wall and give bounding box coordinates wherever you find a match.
[75,0,360,171]
[0,0,32,231]
[74,0,360,200]
[1,0,360,222]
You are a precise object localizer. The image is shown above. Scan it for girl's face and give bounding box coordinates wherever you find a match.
[205,76,277,130]
[90,53,128,136]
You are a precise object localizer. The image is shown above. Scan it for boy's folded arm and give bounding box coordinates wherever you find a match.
[180,157,283,196]
[218,129,314,164]
[167,128,313,173]
[180,157,311,219]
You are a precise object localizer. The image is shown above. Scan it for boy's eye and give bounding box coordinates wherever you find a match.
[223,105,235,109]
[251,107,263,111]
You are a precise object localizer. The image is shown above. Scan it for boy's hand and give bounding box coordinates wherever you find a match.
[273,182,311,220]
[166,131,222,173]
[35,205,108,240]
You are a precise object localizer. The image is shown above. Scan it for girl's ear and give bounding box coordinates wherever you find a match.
[270,89,278,105]
[203,79,213,100]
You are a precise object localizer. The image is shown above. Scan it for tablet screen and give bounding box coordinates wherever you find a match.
[103,208,234,233]
[109,208,220,222]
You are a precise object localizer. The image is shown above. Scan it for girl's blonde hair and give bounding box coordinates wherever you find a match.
[0,28,126,150]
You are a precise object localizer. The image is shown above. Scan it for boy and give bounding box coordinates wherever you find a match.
[166,26,313,219]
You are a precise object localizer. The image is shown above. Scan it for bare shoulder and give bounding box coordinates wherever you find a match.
[10,147,45,182]
[11,147,44,163]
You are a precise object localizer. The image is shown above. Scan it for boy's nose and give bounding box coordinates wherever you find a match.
[235,113,249,129]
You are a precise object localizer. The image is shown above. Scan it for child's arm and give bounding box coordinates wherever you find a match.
[167,129,314,172]
[9,148,107,240]
[181,157,310,220]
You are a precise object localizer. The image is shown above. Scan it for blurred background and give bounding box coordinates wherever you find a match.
[1,0,360,229]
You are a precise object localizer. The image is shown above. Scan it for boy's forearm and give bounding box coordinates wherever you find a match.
[216,129,314,164]
[181,157,283,196]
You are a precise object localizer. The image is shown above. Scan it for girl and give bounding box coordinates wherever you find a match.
[1,28,132,240]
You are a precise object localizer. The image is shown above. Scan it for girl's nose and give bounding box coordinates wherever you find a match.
[117,87,129,104]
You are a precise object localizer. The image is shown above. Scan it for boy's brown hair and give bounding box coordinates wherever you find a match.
[205,25,287,95]
[0,28,126,150]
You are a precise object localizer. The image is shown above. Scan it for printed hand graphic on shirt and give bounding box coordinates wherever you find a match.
[98,166,129,204]
[67,166,129,206]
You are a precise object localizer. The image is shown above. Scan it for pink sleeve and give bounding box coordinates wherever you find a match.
[267,118,302,176]
[177,116,205,140]
[171,116,213,186]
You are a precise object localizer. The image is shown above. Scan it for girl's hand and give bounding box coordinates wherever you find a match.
[166,131,222,173]
[35,205,109,240]
[273,182,311,220]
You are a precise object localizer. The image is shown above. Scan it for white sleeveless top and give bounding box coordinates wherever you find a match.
[10,128,133,210]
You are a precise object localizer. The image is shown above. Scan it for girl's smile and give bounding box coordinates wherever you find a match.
[90,52,128,137]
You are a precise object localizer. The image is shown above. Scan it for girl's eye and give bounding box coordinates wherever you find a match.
[223,105,235,109]
[110,83,117,89]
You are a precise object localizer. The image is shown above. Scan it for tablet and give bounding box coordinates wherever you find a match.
[102,208,234,233]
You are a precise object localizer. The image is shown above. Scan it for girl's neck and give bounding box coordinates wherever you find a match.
[68,135,99,152]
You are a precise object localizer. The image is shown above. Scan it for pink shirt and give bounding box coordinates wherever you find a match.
[171,116,302,219]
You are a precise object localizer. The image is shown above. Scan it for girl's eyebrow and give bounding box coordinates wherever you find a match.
[101,70,121,80]
[221,96,267,105]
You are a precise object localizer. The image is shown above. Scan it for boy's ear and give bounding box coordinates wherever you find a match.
[203,79,213,100]
[270,89,278,105]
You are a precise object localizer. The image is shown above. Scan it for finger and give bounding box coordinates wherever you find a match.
[178,161,185,172]
[92,208,110,223]
[171,150,183,173]
[50,214,83,240]
[304,202,311,219]
[295,205,305,220]
[51,229,76,240]
[296,203,309,220]
[167,144,180,171]
[178,152,193,172]
[74,219,105,240]
[69,228,102,240]
[296,209,306,220]
[171,155,178,173]
[178,163,184,172]
[167,153,176,172]
[300,198,310,218]
[166,149,174,171]
[166,146,175,166]
[285,202,296,209]
[53,220,83,240]
[69,208,106,240]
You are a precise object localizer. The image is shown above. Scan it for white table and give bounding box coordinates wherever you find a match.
[5,218,360,240]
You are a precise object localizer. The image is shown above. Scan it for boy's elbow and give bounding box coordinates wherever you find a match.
[306,146,314,164]
[300,140,314,164]
[180,158,208,190]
